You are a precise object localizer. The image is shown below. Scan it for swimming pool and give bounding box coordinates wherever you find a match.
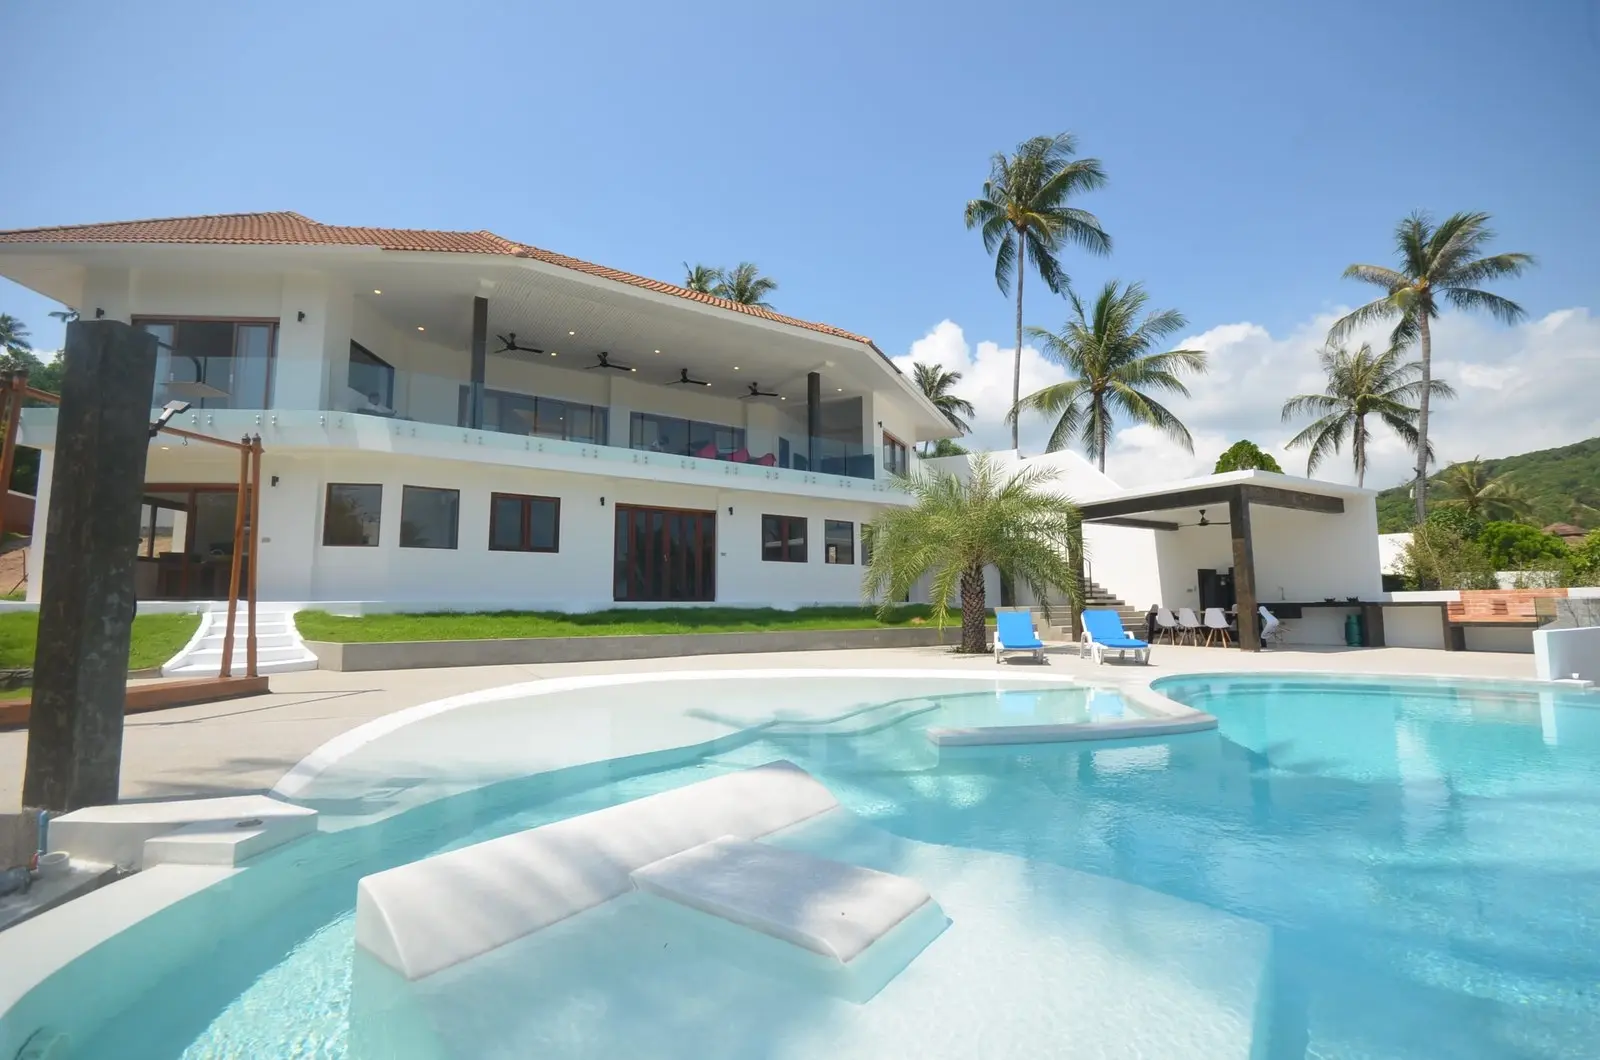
[21,673,1600,1058]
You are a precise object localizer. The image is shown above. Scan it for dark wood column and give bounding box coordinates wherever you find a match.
[23,321,159,812]
[1230,488,1260,651]
[806,370,821,469]
[468,295,488,429]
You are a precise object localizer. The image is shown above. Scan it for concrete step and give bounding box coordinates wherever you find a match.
[181,645,315,665]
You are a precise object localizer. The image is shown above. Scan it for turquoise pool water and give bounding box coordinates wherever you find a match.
[58,677,1600,1057]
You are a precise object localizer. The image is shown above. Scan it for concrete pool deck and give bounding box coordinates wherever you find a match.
[0,642,1540,811]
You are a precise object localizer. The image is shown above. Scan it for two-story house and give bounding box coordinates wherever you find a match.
[0,212,956,610]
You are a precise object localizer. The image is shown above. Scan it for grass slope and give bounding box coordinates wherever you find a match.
[1376,435,1600,533]
[294,605,967,643]
[0,612,203,671]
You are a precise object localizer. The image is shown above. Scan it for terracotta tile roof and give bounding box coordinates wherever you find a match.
[0,210,877,348]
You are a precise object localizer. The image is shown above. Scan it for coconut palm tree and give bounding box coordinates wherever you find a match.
[1010,281,1206,471]
[911,362,976,451]
[714,262,778,308]
[1328,212,1534,521]
[1280,343,1454,487]
[0,315,31,358]
[682,263,721,294]
[964,133,1110,450]
[862,454,1082,653]
[1436,459,1536,522]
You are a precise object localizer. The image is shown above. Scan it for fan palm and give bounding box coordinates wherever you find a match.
[911,362,976,450]
[682,263,721,294]
[1328,211,1533,521]
[964,133,1110,449]
[1436,459,1536,522]
[863,454,1082,653]
[714,262,778,308]
[1010,281,1206,471]
[1280,343,1454,487]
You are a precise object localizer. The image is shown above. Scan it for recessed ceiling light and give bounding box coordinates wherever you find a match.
[733,366,739,370]
[654,349,660,354]
[780,396,786,401]
[837,388,843,392]
[416,326,425,331]
[550,351,557,356]
[630,367,637,372]
[373,289,382,295]
[568,330,576,336]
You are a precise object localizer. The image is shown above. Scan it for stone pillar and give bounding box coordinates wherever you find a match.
[22,321,159,812]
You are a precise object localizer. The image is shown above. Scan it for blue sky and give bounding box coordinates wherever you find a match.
[2,0,1596,482]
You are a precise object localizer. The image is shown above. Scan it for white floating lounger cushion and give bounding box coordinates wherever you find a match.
[356,761,840,980]
[632,835,932,964]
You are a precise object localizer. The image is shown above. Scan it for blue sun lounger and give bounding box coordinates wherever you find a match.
[1078,608,1151,665]
[993,610,1046,664]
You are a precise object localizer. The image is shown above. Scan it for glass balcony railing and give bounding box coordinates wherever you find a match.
[325,366,879,480]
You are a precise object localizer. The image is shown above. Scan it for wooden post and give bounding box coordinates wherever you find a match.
[246,435,263,677]
[1068,526,1085,643]
[218,437,250,678]
[0,373,24,541]
[22,322,158,812]
[1230,488,1260,651]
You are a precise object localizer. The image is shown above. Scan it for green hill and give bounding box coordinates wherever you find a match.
[1376,436,1600,533]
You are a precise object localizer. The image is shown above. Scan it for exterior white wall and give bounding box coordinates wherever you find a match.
[1154,524,1233,611]
[1251,501,1383,603]
[1534,626,1600,682]
[1381,604,1448,649]
[1463,627,1534,654]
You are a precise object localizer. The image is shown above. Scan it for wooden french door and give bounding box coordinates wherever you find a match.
[613,505,716,602]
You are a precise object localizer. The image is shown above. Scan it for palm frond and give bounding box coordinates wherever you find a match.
[1442,287,1526,325]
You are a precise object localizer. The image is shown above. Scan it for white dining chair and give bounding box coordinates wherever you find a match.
[1154,607,1180,644]
[1203,607,1232,647]
[1176,607,1203,646]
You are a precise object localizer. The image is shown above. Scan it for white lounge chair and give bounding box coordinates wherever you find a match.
[1203,607,1233,647]
[1177,607,1203,645]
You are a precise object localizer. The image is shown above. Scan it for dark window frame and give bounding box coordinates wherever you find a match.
[399,485,461,550]
[133,316,280,411]
[488,492,562,553]
[824,519,854,565]
[323,483,383,547]
[882,431,909,478]
[762,514,808,563]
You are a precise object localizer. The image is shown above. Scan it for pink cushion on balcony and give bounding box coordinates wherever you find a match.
[729,448,751,463]
[755,453,777,466]
[694,442,718,459]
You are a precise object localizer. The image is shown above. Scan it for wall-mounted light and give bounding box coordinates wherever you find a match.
[297,311,306,322]
[727,506,733,516]
[600,496,606,506]
[876,420,884,428]
[94,308,105,319]
[271,475,280,487]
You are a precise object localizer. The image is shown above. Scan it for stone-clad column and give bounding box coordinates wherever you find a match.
[22,321,158,812]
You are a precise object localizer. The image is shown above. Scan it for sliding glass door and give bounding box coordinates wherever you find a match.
[136,318,276,410]
[613,505,716,602]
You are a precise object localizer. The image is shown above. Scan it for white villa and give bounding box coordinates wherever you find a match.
[0,211,960,610]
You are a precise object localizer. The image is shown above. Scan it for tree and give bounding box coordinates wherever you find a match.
[1328,212,1534,522]
[0,314,35,372]
[683,263,721,294]
[964,133,1109,449]
[1437,459,1536,522]
[1477,521,1568,571]
[862,454,1082,653]
[713,262,778,308]
[1011,281,1207,471]
[1280,343,1452,487]
[1397,521,1496,591]
[912,362,976,453]
[926,438,969,458]
[1214,440,1283,474]
[1568,531,1600,586]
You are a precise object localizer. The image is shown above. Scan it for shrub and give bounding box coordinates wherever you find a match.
[1424,505,1482,541]
[1214,440,1284,474]
[1568,531,1600,586]
[1478,521,1570,571]
[1397,522,1496,590]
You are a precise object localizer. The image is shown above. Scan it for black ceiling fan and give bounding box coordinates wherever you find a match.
[668,368,711,387]
[1180,508,1231,528]
[585,352,635,373]
[740,382,779,399]
[495,333,544,355]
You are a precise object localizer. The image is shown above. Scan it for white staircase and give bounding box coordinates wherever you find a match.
[160,605,321,677]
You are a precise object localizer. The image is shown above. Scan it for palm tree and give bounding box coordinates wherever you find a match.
[1280,343,1454,487]
[964,133,1110,450]
[1328,211,1533,521]
[863,454,1082,653]
[1010,281,1206,471]
[912,362,976,452]
[683,263,721,294]
[713,262,778,308]
[0,315,31,358]
[1436,459,1536,522]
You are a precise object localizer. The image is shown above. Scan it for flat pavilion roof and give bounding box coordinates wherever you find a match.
[1076,470,1367,530]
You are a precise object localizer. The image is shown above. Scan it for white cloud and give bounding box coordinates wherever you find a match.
[895,307,1600,491]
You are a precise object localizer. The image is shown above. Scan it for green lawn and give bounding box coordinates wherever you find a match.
[0,611,203,672]
[294,604,971,643]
